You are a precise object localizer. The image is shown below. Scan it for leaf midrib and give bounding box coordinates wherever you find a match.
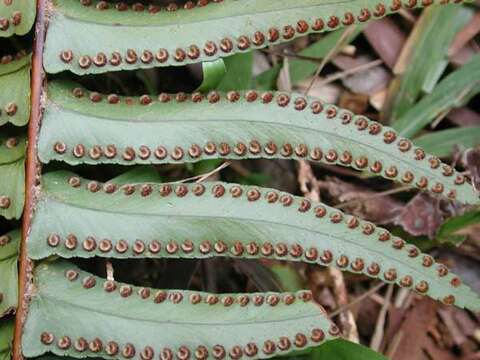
[42,194,451,291]
[48,98,451,188]
[39,292,323,327]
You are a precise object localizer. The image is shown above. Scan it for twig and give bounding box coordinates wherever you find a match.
[276,57,291,92]
[314,162,364,177]
[334,185,413,209]
[394,287,412,309]
[106,261,114,281]
[430,109,450,130]
[174,161,231,183]
[398,9,416,23]
[314,59,383,88]
[260,48,324,63]
[195,161,231,183]
[329,267,360,343]
[186,260,202,289]
[14,0,47,358]
[297,161,321,202]
[296,160,358,342]
[330,282,386,317]
[385,330,404,359]
[370,284,394,351]
[304,26,356,96]
[369,293,388,306]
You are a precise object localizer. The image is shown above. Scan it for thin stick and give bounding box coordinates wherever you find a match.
[297,161,357,342]
[314,59,383,88]
[329,267,359,342]
[260,48,324,63]
[14,0,47,358]
[398,9,416,23]
[370,284,394,351]
[430,109,450,130]
[385,330,404,359]
[186,261,202,289]
[195,161,231,183]
[173,161,231,184]
[334,185,412,209]
[330,282,386,317]
[106,261,114,281]
[304,27,356,96]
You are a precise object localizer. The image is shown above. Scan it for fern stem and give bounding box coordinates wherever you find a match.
[13,0,47,358]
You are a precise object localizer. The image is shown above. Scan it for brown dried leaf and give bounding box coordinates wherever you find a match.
[295,78,342,103]
[450,307,477,337]
[447,107,480,127]
[438,308,467,347]
[388,298,441,360]
[333,55,391,95]
[339,92,370,115]
[463,147,480,192]
[450,44,478,67]
[364,18,407,69]
[297,160,321,202]
[318,176,403,224]
[356,298,381,339]
[395,193,443,239]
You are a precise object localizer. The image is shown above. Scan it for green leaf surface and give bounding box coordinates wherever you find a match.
[217,53,254,91]
[0,229,19,317]
[189,159,224,177]
[28,171,480,311]
[310,339,387,360]
[43,0,452,75]
[0,320,14,360]
[254,27,362,90]
[0,157,25,220]
[0,55,31,126]
[386,4,471,122]
[38,81,479,205]
[0,53,30,77]
[0,0,35,37]
[437,210,480,245]
[0,134,26,220]
[110,166,163,185]
[390,227,434,253]
[394,55,480,138]
[270,264,304,292]
[196,59,227,93]
[23,260,337,359]
[413,127,480,158]
[0,133,26,164]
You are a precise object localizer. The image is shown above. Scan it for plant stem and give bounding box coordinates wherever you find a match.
[330,282,386,317]
[13,0,47,358]
[314,59,383,88]
[304,26,356,96]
